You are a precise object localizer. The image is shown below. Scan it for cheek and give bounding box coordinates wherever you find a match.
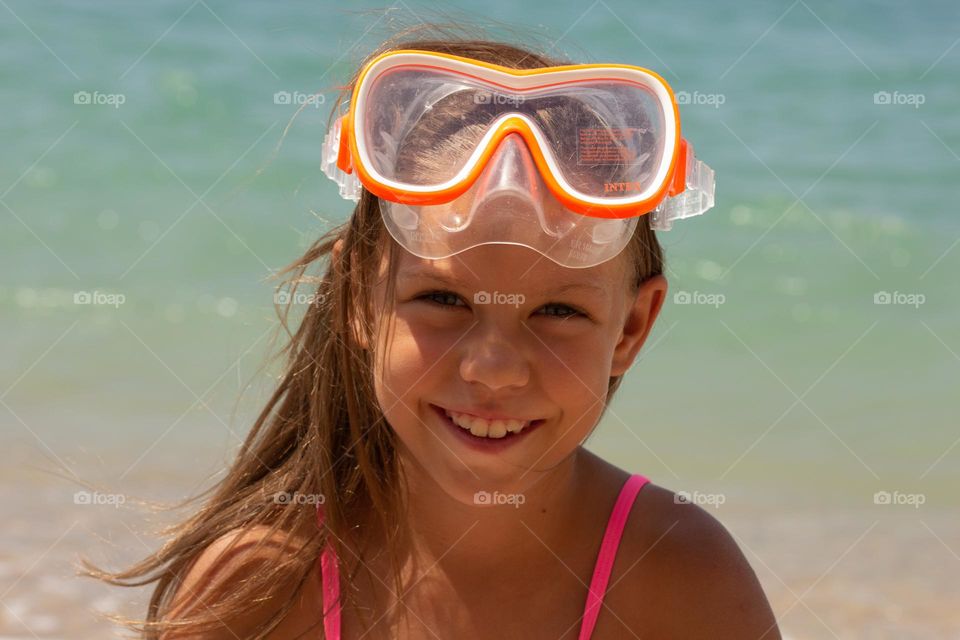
[378,313,477,401]
[536,335,617,444]
[378,315,451,382]
[371,317,439,437]
[533,331,616,392]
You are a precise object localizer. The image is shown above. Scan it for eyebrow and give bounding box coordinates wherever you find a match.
[400,269,607,295]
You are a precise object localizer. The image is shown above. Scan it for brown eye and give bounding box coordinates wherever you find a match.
[417,291,465,310]
[539,303,582,319]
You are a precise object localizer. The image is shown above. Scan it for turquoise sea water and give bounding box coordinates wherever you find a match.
[1,2,959,636]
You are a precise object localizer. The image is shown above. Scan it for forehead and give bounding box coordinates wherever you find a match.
[393,243,626,294]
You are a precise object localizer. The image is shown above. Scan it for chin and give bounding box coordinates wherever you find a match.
[430,461,542,507]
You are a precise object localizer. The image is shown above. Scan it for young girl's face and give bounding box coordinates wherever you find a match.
[370,241,665,503]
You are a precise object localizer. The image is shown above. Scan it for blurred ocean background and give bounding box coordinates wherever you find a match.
[1,0,958,637]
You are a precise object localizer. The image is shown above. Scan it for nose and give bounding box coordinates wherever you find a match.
[459,325,531,391]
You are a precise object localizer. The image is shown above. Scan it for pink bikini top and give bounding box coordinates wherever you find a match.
[315,474,649,639]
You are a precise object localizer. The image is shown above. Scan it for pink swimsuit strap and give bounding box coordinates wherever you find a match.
[316,473,649,640]
[315,506,341,640]
[578,473,649,640]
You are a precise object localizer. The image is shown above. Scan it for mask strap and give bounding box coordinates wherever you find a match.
[650,147,715,231]
[322,116,362,202]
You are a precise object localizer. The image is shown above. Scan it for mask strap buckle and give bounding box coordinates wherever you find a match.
[650,145,715,231]
[322,116,362,202]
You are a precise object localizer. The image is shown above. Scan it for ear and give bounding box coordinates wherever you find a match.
[610,274,668,377]
[333,238,370,351]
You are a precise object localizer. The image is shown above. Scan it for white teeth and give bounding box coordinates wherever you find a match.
[504,421,526,434]
[487,421,508,438]
[444,409,530,438]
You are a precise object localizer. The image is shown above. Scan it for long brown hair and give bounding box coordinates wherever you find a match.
[81,24,665,640]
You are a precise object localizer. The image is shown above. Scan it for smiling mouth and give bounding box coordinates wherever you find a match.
[431,404,545,439]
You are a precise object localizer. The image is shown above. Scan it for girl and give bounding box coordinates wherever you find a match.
[88,31,780,640]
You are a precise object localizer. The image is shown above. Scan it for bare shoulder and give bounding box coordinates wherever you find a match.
[161,524,324,639]
[604,481,781,639]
